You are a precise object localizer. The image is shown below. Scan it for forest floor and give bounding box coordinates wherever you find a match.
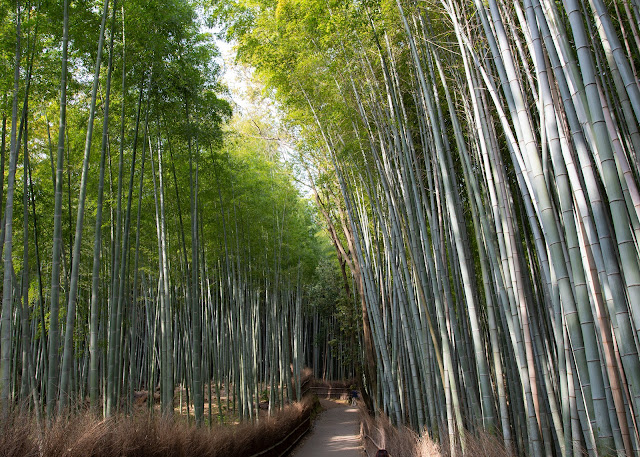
[131,383,282,426]
[290,399,364,457]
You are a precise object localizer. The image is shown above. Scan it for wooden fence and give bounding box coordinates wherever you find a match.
[247,377,360,457]
[246,376,315,457]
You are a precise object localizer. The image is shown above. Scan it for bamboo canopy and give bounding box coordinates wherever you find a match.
[219,0,640,454]
[0,0,640,455]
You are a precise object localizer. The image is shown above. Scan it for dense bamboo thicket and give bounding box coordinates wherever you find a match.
[216,0,640,455]
[0,0,353,433]
[3,0,640,454]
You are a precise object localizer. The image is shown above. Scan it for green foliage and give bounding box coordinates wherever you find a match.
[0,0,363,427]
[197,115,322,282]
[305,253,360,375]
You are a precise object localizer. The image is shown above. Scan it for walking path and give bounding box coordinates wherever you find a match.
[291,399,364,456]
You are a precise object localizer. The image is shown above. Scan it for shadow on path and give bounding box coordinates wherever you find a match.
[290,399,364,456]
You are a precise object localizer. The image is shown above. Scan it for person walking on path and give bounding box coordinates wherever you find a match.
[349,385,359,406]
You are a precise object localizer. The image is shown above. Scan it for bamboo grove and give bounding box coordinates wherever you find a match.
[0,0,355,432]
[217,0,640,455]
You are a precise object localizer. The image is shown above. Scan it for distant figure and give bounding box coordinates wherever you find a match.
[349,385,358,406]
[376,450,389,457]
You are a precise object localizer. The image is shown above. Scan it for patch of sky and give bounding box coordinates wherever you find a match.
[201,21,314,198]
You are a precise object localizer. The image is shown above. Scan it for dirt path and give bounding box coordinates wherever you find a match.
[290,399,364,456]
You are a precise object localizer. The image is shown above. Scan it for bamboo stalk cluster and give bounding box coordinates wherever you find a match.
[228,0,640,454]
[0,0,329,431]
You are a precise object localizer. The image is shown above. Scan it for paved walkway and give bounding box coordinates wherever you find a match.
[291,399,364,456]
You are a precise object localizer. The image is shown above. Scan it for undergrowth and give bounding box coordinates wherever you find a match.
[0,394,319,457]
[360,408,511,457]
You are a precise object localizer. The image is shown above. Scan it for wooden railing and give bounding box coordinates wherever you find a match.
[246,375,316,457]
[308,386,350,399]
[361,418,393,457]
[248,413,312,457]
[300,375,312,397]
[246,377,359,457]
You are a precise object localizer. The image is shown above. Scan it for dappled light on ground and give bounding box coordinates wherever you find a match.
[290,399,362,457]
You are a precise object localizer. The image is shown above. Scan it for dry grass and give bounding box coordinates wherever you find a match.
[300,367,313,381]
[359,409,512,457]
[438,428,511,457]
[360,408,441,457]
[0,395,320,457]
